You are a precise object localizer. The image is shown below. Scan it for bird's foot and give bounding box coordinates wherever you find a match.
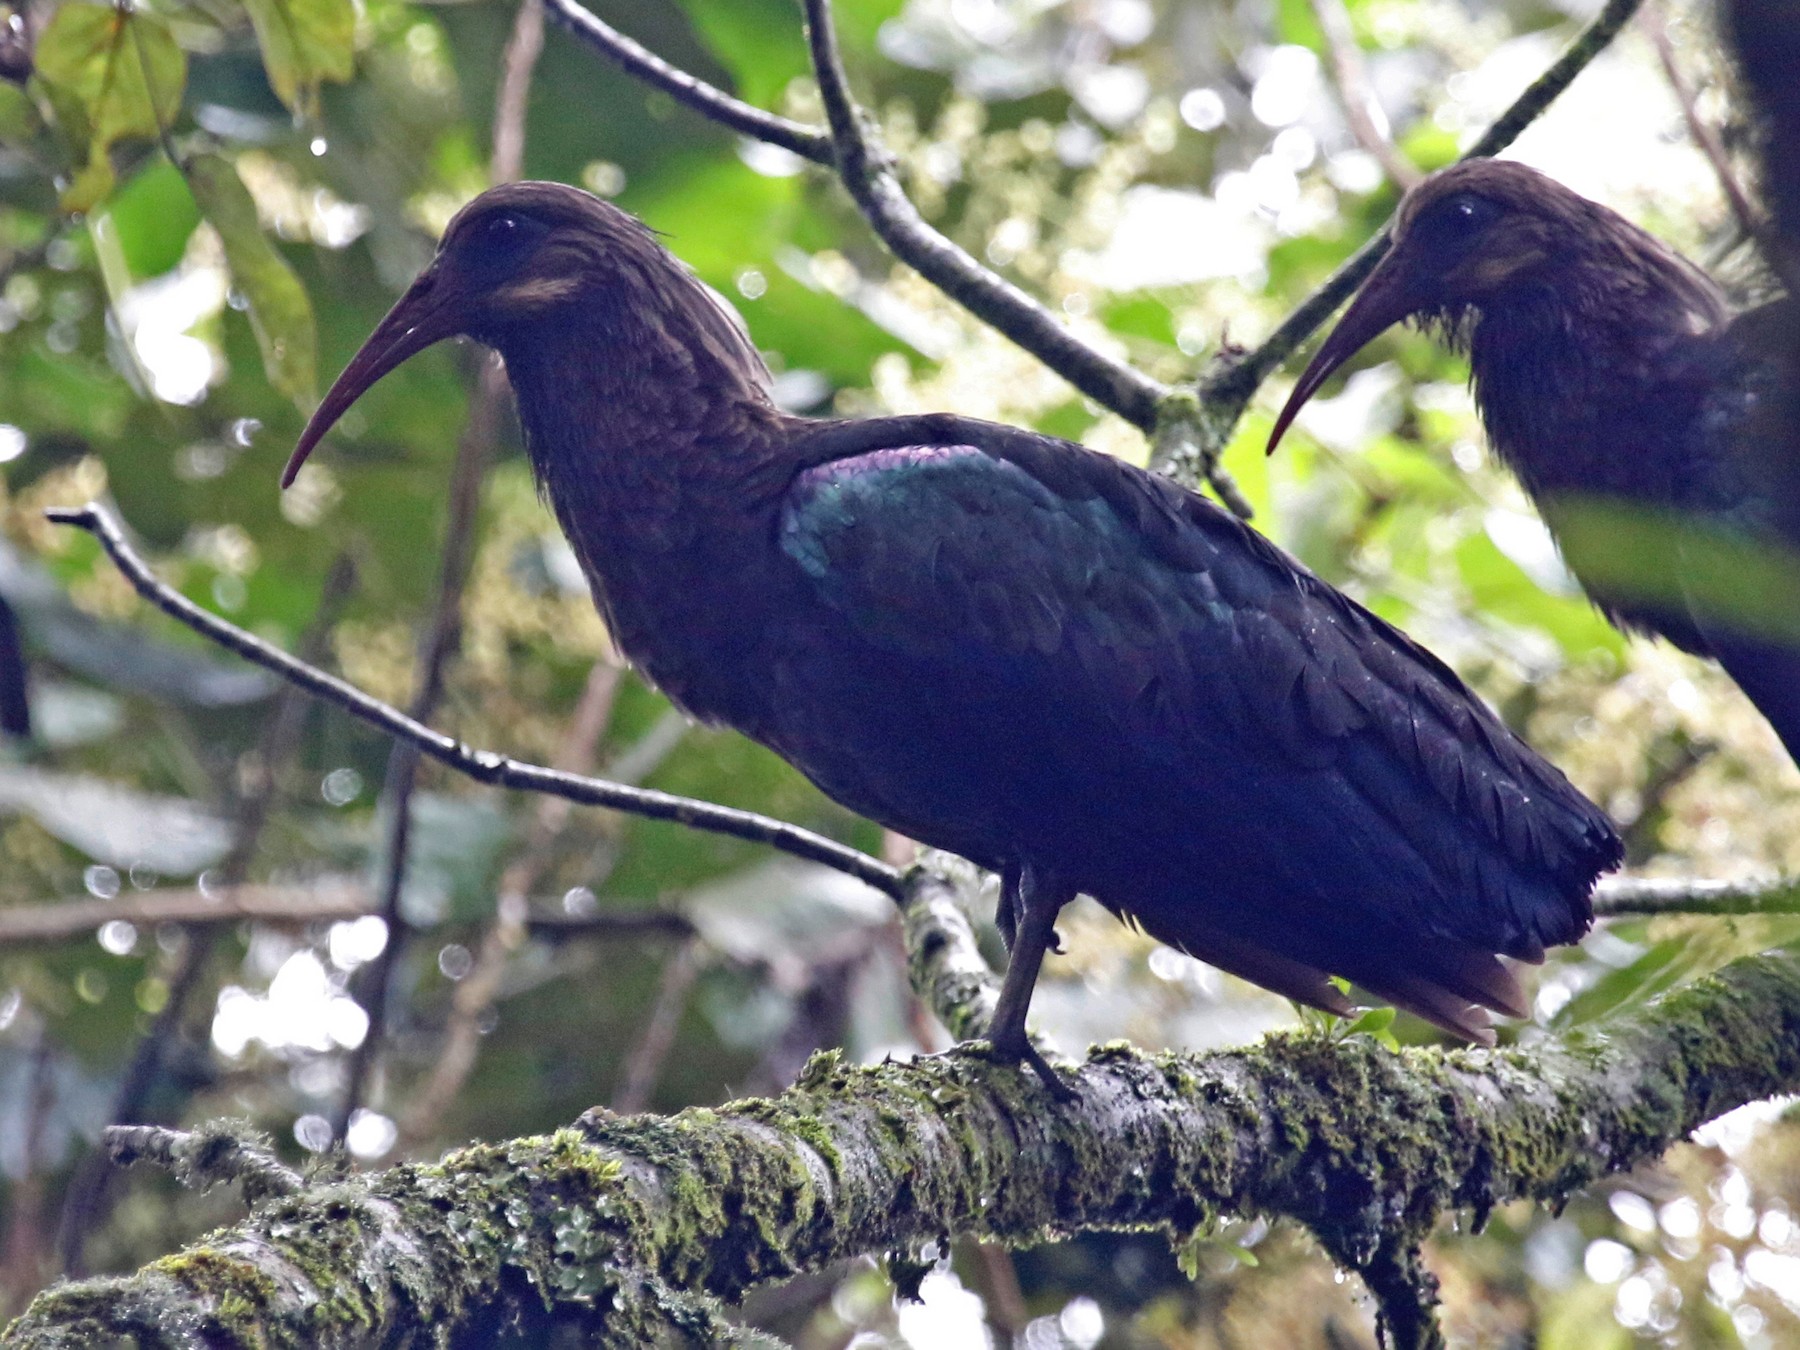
[987,1033,1077,1103]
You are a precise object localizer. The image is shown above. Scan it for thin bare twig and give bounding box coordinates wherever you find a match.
[45,507,899,896]
[105,1121,303,1204]
[1645,6,1760,238]
[0,882,366,943]
[333,365,502,1142]
[392,658,623,1154]
[967,1241,1030,1342]
[1308,0,1421,190]
[0,881,691,945]
[541,0,830,163]
[799,0,1159,429]
[55,548,357,1277]
[492,0,544,188]
[1594,874,1800,918]
[1643,3,1799,295]
[1462,0,1647,161]
[1617,735,1717,865]
[611,937,704,1114]
[798,0,1222,469]
[1,1034,55,1311]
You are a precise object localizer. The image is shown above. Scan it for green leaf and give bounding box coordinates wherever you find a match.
[35,3,186,212]
[1555,915,1800,1030]
[1399,122,1460,173]
[0,765,230,874]
[1345,1004,1401,1050]
[1550,496,1800,646]
[1175,1230,1203,1281]
[1454,530,1626,662]
[242,0,356,115]
[107,150,200,279]
[1175,1225,1259,1279]
[0,81,40,141]
[185,152,317,406]
[674,0,809,109]
[0,344,135,442]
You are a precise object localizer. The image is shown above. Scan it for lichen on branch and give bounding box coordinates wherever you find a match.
[10,941,1800,1349]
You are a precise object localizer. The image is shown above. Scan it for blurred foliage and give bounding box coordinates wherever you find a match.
[0,0,1797,1345]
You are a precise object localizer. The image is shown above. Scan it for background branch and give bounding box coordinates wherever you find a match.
[1594,874,1800,917]
[392,657,621,1154]
[1307,0,1421,190]
[1643,3,1799,295]
[53,549,357,1277]
[333,361,498,1141]
[0,881,693,945]
[334,0,549,1146]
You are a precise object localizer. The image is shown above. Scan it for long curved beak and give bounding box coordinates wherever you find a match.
[1266,254,1423,456]
[281,264,466,487]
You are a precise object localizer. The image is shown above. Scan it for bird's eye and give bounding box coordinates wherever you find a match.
[482,214,524,252]
[1441,193,1499,233]
[466,211,546,272]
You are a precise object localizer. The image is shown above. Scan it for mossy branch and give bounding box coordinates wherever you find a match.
[106,1121,302,1206]
[11,941,1800,1348]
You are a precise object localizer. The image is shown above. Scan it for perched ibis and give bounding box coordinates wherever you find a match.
[1272,159,1800,765]
[287,182,1621,1091]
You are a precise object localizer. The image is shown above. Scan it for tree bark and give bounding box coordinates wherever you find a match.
[9,873,1800,1348]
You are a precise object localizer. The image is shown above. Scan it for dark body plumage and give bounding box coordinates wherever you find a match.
[287,182,1620,1085]
[1273,159,1800,764]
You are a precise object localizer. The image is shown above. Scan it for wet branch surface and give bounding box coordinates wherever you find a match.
[10,861,1800,1349]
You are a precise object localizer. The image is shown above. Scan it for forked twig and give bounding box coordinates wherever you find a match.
[544,0,1646,516]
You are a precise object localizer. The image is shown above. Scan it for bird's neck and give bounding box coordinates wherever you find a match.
[1465,270,1727,505]
[495,303,786,541]
[489,306,794,718]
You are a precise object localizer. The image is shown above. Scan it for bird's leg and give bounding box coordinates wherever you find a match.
[988,862,1077,1100]
[996,864,1064,956]
[996,864,1021,952]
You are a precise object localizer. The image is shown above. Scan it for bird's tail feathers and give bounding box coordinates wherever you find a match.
[1148,910,1530,1043]
[1351,971,1499,1046]
[1160,925,1356,1020]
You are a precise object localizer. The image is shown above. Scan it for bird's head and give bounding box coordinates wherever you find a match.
[282,181,767,487]
[1266,159,1724,453]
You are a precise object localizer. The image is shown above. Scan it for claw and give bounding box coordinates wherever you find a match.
[987,1032,1077,1102]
